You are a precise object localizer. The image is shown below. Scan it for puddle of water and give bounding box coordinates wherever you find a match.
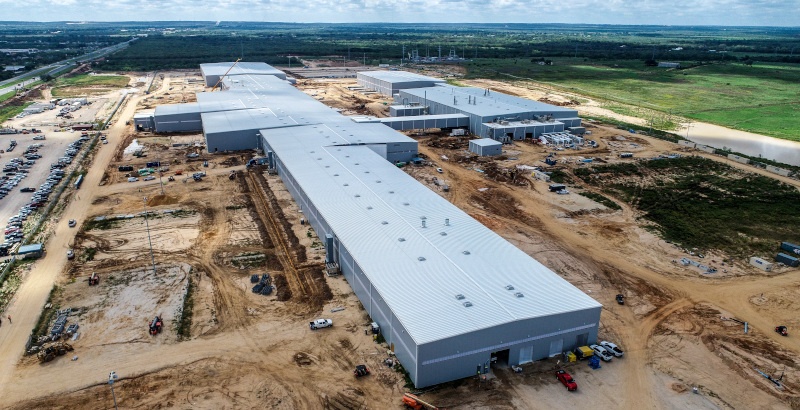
[686,123,800,167]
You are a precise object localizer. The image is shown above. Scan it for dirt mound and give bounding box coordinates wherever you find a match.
[274,274,292,301]
[147,194,179,206]
[294,352,314,366]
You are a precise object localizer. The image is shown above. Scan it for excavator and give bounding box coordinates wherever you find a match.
[402,393,442,410]
[210,59,241,92]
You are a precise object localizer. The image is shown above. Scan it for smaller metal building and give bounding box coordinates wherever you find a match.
[469,138,503,156]
[357,71,445,97]
[133,110,155,131]
[750,257,773,272]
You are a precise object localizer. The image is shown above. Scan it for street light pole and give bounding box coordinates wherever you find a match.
[158,156,164,196]
[142,197,157,275]
[108,371,119,410]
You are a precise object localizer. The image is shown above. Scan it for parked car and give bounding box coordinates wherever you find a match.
[67,249,75,260]
[20,187,35,193]
[616,294,625,305]
[143,176,156,181]
[32,135,45,140]
[556,370,577,391]
[590,344,613,361]
[309,319,333,330]
[127,177,139,182]
[599,341,624,357]
[436,167,443,173]
[68,219,77,228]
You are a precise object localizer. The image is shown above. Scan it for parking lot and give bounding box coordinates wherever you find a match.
[0,128,86,252]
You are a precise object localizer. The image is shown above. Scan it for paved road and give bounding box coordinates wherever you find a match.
[0,78,40,97]
[0,39,135,90]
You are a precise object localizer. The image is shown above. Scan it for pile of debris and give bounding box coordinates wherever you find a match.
[251,273,273,296]
[538,97,580,107]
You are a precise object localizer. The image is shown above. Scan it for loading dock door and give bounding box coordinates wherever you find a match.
[519,346,533,364]
[549,338,563,357]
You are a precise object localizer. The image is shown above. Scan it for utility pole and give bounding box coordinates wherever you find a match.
[401,45,405,66]
[158,156,164,196]
[108,371,119,410]
[142,197,157,275]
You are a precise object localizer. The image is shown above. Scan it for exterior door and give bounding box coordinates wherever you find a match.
[519,346,533,364]
[549,338,564,357]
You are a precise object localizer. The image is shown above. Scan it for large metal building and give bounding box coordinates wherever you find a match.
[262,125,601,388]
[357,70,445,96]
[142,63,601,388]
[200,62,287,87]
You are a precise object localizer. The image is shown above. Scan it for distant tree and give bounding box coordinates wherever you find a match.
[644,59,658,66]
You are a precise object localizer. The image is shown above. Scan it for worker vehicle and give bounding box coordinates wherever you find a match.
[353,364,370,377]
[401,393,439,410]
[590,344,613,361]
[149,316,163,335]
[88,272,99,286]
[36,342,73,363]
[574,345,594,360]
[616,294,625,305]
[144,176,156,181]
[436,168,443,173]
[68,219,77,228]
[556,369,578,391]
[600,341,624,357]
[776,326,788,336]
[309,319,333,330]
[66,249,74,260]
[127,177,139,182]
[228,170,236,180]
[168,176,175,181]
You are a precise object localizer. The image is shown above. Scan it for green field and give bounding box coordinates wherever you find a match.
[51,74,129,97]
[574,157,800,256]
[466,59,800,141]
[0,102,32,123]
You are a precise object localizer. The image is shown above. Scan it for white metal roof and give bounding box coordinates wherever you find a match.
[471,138,503,147]
[358,70,446,85]
[401,84,579,118]
[264,125,601,345]
[200,62,287,81]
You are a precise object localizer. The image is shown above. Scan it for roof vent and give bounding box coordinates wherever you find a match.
[462,301,473,307]
[505,285,514,290]
[418,257,426,261]
[376,180,382,183]
[421,220,427,228]
[403,202,410,206]
[367,206,373,210]
[440,232,447,236]
[355,163,360,165]
[455,294,465,300]
[445,218,450,226]
[514,292,524,298]
[389,191,395,194]
[382,221,389,225]
[334,174,339,176]
[354,194,361,198]
[343,183,349,186]
[365,171,370,174]
[462,251,471,255]
[398,237,405,241]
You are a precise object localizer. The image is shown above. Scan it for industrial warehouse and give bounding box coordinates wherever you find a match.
[136,62,601,388]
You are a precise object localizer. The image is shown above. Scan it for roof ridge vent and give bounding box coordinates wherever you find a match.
[462,301,473,307]
[455,294,465,300]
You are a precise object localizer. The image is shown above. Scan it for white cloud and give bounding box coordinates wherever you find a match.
[5,0,800,25]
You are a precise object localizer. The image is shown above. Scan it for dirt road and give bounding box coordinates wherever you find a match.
[0,76,170,396]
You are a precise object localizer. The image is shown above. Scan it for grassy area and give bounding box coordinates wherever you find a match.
[0,102,32,123]
[51,74,129,97]
[177,276,194,340]
[574,157,800,256]
[0,90,16,104]
[579,192,622,210]
[466,58,800,141]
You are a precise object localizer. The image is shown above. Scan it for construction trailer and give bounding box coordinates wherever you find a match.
[17,243,44,259]
[775,253,800,268]
[781,242,800,256]
[750,257,774,272]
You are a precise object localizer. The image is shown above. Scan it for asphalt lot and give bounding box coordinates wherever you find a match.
[0,124,84,245]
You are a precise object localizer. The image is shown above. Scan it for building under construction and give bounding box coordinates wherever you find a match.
[138,62,601,388]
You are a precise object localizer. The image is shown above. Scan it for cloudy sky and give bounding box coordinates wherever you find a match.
[5,0,800,26]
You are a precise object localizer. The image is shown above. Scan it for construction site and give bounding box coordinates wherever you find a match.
[0,62,798,410]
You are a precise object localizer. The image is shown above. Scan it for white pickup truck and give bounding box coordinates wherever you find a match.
[309,319,333,330]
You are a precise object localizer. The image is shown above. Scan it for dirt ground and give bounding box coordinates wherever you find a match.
[2,71,800,410]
